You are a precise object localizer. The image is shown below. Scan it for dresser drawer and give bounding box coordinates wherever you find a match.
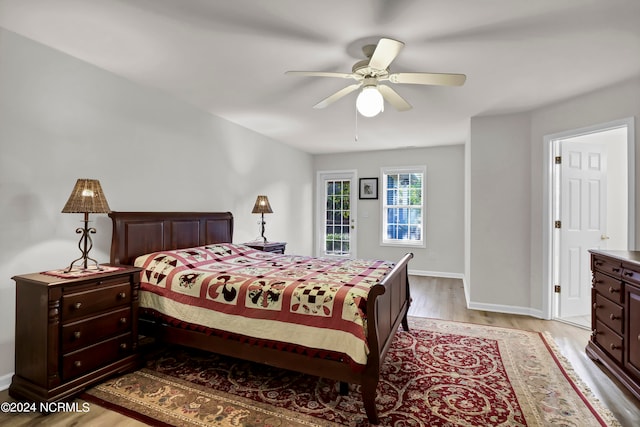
[62,333,132,381]
[593,271,623,304]
[594,293,623,334]
[593,320,623,364]
[62,280,131,321]
[593,257,622,277]
[61,307,131,352]
[622,268,640,286]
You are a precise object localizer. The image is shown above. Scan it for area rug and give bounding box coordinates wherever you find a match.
[82,317,620,426]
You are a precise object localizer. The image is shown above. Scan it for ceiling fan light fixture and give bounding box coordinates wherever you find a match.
[356,86,384,117]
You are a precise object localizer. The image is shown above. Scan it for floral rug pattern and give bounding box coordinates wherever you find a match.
[84,317,620,426]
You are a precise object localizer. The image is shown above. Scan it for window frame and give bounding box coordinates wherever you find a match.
[380,165,426,248]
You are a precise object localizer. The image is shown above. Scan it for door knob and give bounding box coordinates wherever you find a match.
[601,235,610,240]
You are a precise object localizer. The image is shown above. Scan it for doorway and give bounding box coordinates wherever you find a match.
[549,119,634,328]
[316,170,357,258]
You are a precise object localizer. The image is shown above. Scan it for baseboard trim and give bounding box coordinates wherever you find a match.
[0,372,13,392]
[408,270,464,279]
[467,301,545,319]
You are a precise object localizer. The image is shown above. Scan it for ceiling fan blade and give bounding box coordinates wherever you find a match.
[389,72,466,86]
[285,71,355,79]
[313,84,361,109]
[368,38,405,70]
[378,85,412,111]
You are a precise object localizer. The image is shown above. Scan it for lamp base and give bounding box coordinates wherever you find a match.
[259,213,268,243]
[64,214,104,273]
[64,255,101,273]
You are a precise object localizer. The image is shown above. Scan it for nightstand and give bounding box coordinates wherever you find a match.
[243,241,287,254]
[9,265,141,403]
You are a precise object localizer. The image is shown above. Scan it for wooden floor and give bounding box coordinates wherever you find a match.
[1,276,639,426]
[406,276,640,427]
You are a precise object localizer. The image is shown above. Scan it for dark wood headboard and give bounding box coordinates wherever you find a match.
[109,211,234,265]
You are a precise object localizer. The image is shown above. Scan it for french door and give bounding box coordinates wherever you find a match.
[316,171,356,258]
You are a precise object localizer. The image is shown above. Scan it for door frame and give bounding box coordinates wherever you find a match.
[315,169,358,258]
[542,117,636,320]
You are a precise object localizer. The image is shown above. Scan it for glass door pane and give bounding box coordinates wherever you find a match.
[317,172,356,258]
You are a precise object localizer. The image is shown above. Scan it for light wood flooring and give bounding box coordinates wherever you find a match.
[1,276,639,426]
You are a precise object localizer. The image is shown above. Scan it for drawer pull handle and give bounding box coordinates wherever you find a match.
[120,343,128,350]
[608,286,619,294]
[624,271,634,277]
[593,303,601,310]
[610,343,621,351]
[594,279,603,284]
[609,313,620,321]
[591,330,599,338]
[119,317,127,325]
[74,361,82,368]
[73,331,81,340]
[117,292,127,300]
[612,268,621,273]
[595,261,604,266]
[73,302,82,310]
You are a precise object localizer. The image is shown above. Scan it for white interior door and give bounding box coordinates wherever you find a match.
[316,171,356,258]
[559,141,607,318]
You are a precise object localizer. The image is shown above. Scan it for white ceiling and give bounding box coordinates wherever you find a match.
[1,0,639,154]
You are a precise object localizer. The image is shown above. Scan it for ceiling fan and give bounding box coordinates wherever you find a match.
[286,38,466,117]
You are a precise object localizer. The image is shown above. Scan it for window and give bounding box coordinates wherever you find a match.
[381,166,425,247]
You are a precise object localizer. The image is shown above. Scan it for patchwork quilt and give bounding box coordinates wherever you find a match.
[134,243,394,366]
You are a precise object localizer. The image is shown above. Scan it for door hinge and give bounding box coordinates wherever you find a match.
[554,285,561,293]
[555,156,562,164]
[554,220,561,229]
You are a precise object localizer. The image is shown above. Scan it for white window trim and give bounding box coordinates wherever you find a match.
[380,165,426,248]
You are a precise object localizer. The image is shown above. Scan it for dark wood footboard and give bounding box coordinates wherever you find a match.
[109,211,412,424]
[361,251,413,422]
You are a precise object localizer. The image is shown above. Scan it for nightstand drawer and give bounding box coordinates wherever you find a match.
[62,280,131,320]
[61,307,131,352]
[594,293,623,334]
[62,333,132,381]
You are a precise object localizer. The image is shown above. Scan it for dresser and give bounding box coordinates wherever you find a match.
[9,266,141,403]
[243,241,287,254]
[587,250,640,400]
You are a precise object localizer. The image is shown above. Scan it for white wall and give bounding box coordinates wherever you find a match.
[0,30,314,387]
[530,77,640,313]
[314,145,465,276]
[466,76,639,317]
[468,113,533,313]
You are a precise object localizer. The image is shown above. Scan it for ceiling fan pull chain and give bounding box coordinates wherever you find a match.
[354,102,359,142]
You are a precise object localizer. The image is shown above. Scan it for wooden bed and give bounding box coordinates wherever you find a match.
[109,211,413,424]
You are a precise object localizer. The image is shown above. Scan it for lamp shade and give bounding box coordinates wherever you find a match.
[251,195,273,214]
[356,86,384,117]
[62,179,111,214]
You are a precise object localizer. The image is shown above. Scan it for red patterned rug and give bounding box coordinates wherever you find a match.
[83,317,620,426]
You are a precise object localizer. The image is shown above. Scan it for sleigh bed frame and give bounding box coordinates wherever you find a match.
[109,211,412,424]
